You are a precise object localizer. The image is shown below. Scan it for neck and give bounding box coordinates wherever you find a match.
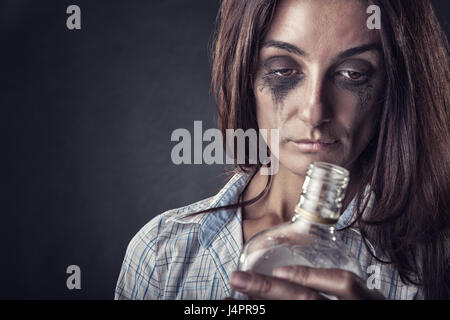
[242,163,305,222]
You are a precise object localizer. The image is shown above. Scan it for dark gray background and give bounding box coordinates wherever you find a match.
[1,0,449,299]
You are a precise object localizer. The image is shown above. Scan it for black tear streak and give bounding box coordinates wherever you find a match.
[257,76,299,105]
[357,84,374,109]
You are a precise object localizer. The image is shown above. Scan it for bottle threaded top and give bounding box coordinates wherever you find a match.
[295,162,350,224]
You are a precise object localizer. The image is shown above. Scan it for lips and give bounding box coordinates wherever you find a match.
[289,138,339,152]
[293,139,337,144]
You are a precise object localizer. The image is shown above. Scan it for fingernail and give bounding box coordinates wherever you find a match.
[231,271,251,290]
[273,266,294,279]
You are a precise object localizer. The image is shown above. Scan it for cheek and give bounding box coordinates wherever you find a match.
[333,86,380,155]
[254,79,305,131]
[333,80,379,126]
[254,87,293,155]
[254,87,284,130]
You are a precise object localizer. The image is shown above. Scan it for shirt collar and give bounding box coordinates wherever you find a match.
[165,170,252,248]
[198,172,251,248]
[167,170,374,248]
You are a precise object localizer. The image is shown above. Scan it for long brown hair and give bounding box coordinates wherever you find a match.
[205,0,450,299]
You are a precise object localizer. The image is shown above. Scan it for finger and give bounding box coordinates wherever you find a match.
[230,271,326,300]
[272,266,384,300]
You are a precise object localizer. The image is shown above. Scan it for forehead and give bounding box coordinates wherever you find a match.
[264,0,380,55]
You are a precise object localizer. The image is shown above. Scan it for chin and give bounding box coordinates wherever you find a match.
[281,153,346,176]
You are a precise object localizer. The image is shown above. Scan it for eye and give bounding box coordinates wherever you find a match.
[338,70,366,82]
[273,69,297,77]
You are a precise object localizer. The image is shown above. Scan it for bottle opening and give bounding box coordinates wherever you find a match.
[296,162,350,223]
[307,162,349,186]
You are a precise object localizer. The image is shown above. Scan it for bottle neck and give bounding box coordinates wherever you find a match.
[295,162,349,224]
[291,209,337,237]
[293,206,338,225]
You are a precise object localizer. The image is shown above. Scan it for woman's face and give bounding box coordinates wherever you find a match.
[254,0,384,175]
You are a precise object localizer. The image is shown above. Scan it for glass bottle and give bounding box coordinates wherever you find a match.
[232,161,365,300]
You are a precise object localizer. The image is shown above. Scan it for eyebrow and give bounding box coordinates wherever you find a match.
[261,40,381,60]
[335,43,382,61]
[261,40,306,57]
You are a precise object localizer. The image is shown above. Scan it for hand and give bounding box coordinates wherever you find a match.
[229,266,385,300]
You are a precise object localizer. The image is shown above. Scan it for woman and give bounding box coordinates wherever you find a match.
[115,0,450,300]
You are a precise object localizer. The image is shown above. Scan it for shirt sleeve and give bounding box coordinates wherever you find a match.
[114,215,163,300]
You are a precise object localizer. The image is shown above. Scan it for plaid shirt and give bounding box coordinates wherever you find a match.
[114,171,422,300]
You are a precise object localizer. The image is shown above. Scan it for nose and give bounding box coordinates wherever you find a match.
[297,71,332,128]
